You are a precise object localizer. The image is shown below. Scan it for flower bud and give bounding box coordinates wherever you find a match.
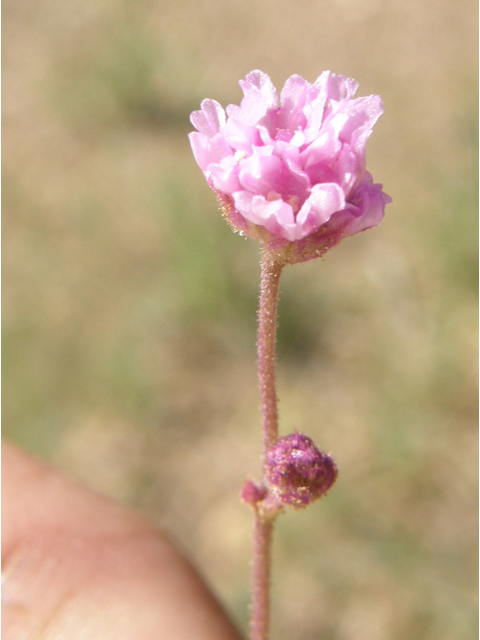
[265,433,337,508]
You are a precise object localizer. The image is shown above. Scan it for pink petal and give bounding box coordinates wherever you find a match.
[242,70,278,110]
[331,145,364,195]
[324,73,359,101]
[238,146,310,202]
[342,173,391,236]
[301,127,342,172]
[227,70,278,126]
[280,74,310,111]
[238,148,283,196]
[222,118,262,152]
[302,91,328,144]
[338,95,384,143]
[188,132,210,171]
[279,74,310,130]
[188,132,232,173]
[233,191,296,240]
[190,99,226,137]
[208,156,242,193]
[297,183,345,227]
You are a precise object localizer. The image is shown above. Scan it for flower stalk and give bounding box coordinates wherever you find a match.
[249,250,284,640]
[249,250,339,640]
[257,253,284,454]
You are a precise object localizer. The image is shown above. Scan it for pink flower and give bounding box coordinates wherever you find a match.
[189,70,391,263]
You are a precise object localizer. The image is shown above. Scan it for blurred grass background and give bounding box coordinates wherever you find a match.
[2,0,478,638]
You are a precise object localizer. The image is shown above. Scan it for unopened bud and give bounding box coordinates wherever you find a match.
[265,433,337,508]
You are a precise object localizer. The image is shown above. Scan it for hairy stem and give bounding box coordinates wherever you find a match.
[250,517,273,640]
[250,250,284,640]
[257,252,283,456]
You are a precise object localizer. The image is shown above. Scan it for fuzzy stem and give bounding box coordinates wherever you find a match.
[250,517,273,640]
[257,252,283,456]
[250,250,284,640]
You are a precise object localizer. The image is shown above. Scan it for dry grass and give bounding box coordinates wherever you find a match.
[3,0,478,638]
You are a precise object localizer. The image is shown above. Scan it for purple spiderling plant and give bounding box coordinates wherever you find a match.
[189,69,391,640]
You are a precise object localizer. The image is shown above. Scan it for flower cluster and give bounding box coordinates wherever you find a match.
[189,70,391,263]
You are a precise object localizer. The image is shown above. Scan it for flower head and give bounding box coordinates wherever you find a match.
[265,433,338,508]
[189,70,391,263]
